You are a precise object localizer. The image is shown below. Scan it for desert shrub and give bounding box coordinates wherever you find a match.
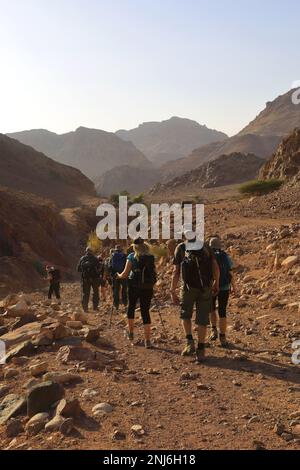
[87,231,102,254]
[238,179,283,195]
[149,243,168,259]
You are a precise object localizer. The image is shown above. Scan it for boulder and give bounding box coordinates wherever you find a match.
[5,299,29,318]
[10,313,37,331]
[1,322,41,348]
[27,381,65,418]
[0,394,27,425]
[4,341,35,363]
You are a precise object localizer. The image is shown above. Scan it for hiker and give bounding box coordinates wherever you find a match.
[97,255,106,302]
[77,248,101,312]
[46,265,61,300]
[171,231,220,363]
[117,238,157,348]
[209,237,236,347]
[110,245,128,312]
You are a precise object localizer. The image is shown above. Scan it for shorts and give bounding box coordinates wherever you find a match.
[180,286,213,326]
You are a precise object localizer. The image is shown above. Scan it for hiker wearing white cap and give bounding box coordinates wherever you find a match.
[209,236,237,347]
[171,232,220,363]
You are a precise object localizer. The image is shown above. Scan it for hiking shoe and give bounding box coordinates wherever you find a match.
[181,340,196,356]
[144,340,153,349]
[210,328,218,341]
[219,334,229,348]
[196,347,206,363]
[125,330,134,342]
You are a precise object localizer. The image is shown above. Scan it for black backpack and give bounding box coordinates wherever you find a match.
[80,255,99,280]
[181,247,213,290]
[131,254,157,288]
[49,268,61,283]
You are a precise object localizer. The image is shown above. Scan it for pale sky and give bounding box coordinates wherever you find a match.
[0,0,299,136]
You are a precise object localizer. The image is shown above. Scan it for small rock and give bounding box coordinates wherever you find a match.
[30,362,48,377]
[131,424,145,436]
[112,429,126,441]
[4,368,19,379]
[6,418,24,438]
[25,412,49,435]
[66,321,83,330]
[92,403,113,415]
[55,398,83,418]
[0,385,10,398]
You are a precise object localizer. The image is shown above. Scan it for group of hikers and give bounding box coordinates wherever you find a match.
[46,231,236,363]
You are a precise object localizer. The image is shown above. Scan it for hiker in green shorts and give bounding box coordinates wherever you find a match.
[171,232,220,363]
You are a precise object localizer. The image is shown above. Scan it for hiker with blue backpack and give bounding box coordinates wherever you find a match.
[109,245,128,312]
[209,237,237,347]
[117,238,157,349]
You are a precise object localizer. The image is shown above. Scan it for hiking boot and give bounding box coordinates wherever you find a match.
[125,330,134,342]
[93,307,99,312]
[181,340,196,356]
[220,334,229,348]
[210,327,218,341]
[144,340,153,349]
[196,347,206,363]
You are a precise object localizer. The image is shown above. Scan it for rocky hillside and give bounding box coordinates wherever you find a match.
[239,88,300,137]
[162,134,281,181]
[95,165,161,197]
[116,117,228,166]
[0,134,96,207]
[162,89,300,182]
[151,153,264,195]
[8,127,150,181]
[260,128,300,182]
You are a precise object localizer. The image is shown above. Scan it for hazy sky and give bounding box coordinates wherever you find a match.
[1,0,299,136]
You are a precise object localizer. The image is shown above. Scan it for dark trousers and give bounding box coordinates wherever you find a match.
[82,278,99,311]
[48,282,60,300]
[127,286,153,325]
[112,278,128,309]
[212,290,230,318]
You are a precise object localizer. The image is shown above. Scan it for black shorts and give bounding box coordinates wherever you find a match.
[212,290,230,318]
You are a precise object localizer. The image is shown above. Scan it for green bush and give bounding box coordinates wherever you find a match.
[238,179,283,196]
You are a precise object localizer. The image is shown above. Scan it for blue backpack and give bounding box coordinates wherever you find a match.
[214,250,232,289]
[111,251,126,274]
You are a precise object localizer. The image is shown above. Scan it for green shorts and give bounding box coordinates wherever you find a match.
[180,286,213,326]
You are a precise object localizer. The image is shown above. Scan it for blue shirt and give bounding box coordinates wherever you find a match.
[127,252,138,280]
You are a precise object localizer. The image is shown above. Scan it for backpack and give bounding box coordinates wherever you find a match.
[131,254,157,288]
[181,247,213,290]
[49,268,60,283]
[111,251,126,274]
[214,250,232,289]
[80,255,99,279]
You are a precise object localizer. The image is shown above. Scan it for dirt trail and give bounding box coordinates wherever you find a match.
[1,205,300,450]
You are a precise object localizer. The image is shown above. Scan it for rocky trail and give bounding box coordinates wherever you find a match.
[1,208,300,451]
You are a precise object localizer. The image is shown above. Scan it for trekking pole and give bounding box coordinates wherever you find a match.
[154,297,168,337]
[109,304,114,328]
